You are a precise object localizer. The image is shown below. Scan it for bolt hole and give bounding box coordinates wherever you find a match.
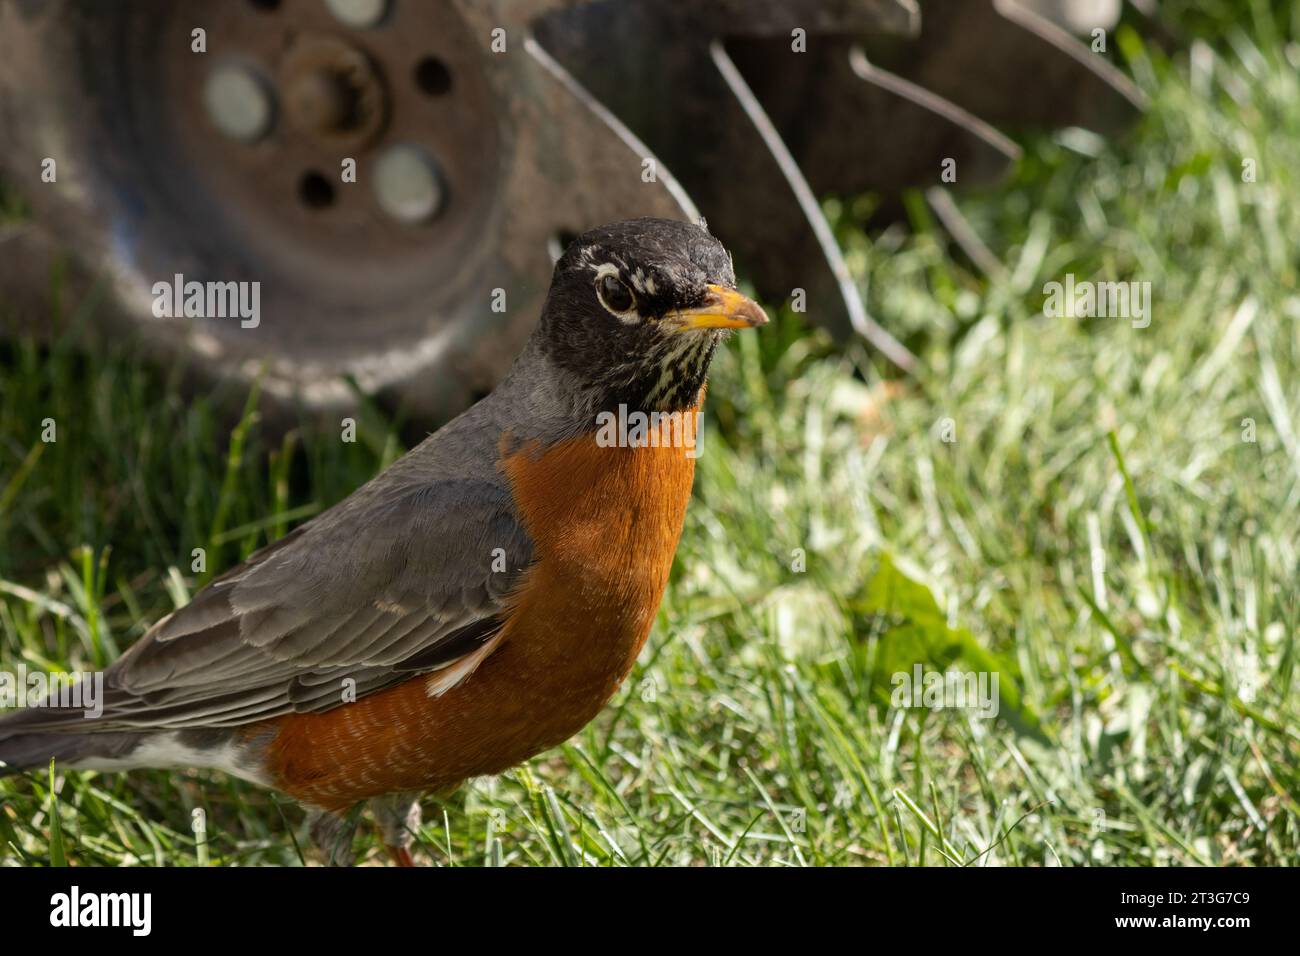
[248,0,281,11]
[299,171,335,210]
[414,57,453,96]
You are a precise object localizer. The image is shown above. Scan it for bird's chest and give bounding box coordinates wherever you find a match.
[394,433,698,786]
[498,431,697,689]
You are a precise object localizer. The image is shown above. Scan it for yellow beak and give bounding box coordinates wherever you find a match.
[665,284,769,331]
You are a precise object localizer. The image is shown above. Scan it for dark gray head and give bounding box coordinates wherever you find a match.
[537,218,767,414]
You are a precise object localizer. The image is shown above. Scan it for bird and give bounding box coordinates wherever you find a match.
[0,217,768,865]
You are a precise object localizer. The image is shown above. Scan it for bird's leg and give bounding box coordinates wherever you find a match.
[388,844,417,867]
[370,791,422,866]
[306,805,361,867]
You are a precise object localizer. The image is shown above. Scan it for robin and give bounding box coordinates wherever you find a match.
[0,217,768,865]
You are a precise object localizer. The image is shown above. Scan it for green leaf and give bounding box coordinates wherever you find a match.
[858,555,1048,742]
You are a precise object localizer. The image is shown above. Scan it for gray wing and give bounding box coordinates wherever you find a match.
[88,478,533,729]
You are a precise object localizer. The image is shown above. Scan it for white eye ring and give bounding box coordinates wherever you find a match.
[593,264,639,322]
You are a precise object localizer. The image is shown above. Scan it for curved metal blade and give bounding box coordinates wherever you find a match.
[710,42,914,367]
[861,0,1146,134]
[729,36,1019,197]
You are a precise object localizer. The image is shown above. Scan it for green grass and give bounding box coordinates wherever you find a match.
[2,7,1298,866]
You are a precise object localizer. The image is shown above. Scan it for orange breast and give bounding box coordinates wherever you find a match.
[258,414,698,810]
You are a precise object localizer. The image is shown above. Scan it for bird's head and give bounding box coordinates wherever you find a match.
[537,218,768,414]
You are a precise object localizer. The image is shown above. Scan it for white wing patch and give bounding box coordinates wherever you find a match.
[424,630,507,698]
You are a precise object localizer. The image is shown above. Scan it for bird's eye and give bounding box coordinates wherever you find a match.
[596,274,636,315]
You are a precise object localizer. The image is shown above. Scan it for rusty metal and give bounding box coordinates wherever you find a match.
[279,34,388,149]
[859,0,1147,134]
[0,0,1145,423]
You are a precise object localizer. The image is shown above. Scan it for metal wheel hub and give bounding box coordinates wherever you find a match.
[278,35,387,148]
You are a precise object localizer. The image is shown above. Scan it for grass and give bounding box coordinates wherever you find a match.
[2,5,1298,866]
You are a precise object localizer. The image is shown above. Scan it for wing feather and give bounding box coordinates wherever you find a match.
[71,478,535,731]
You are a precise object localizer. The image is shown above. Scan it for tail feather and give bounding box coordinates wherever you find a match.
[0,709,145,775]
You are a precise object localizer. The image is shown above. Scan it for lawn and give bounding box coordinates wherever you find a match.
[1,3,1297,865]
